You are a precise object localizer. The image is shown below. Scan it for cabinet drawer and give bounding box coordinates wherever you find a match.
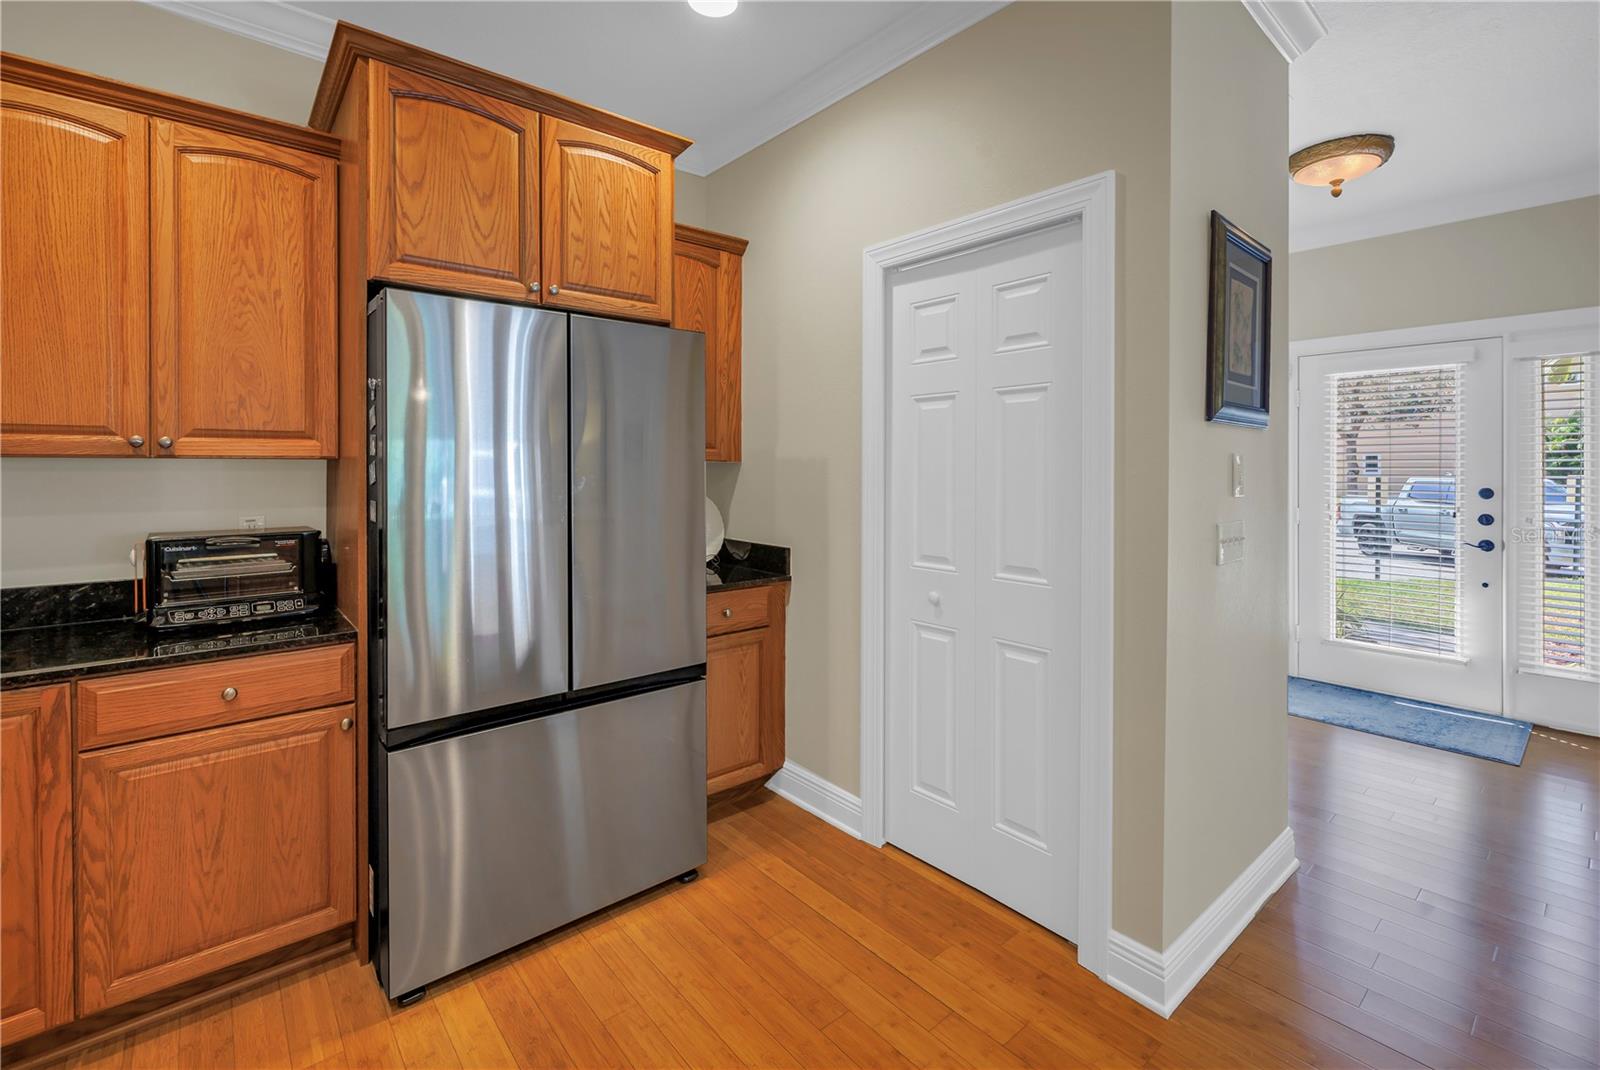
[707,586,771,636]
[77,644,354,749]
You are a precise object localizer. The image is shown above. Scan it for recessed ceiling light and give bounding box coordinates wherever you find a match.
[1289,134,1395,198]
[689,0,737,16]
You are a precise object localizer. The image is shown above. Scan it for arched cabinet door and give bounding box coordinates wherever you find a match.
[369,62,540,302]
[0,84,148,457]
[149,119,337,458]
[541,118,673,322]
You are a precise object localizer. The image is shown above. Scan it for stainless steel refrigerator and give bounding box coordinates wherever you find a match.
[366,288,706,1001]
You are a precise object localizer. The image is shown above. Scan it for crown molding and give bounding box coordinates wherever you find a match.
[680,1,1007,175]
[1241,0,1327,63]
[142,1,334,61]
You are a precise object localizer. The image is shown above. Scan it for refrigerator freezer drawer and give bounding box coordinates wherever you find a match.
[380,681,706,997]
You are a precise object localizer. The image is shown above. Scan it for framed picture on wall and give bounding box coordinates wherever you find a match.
[1205,210,1272,427]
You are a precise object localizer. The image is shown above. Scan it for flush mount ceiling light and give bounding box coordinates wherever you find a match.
[689,0,738,16]
[1289,133,1395,198]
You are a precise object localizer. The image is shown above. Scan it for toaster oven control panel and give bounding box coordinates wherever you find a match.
[159,596,308,627]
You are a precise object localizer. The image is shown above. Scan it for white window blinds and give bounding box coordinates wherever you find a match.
[1515,352,1598,681]
[1325,365,1465,658]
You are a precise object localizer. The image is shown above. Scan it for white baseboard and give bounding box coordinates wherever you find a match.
[1106,826,1298,1017]
[765,760,864,839]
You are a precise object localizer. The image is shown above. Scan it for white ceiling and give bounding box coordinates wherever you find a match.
[1290,1,1600,250]
[151,0,1004,175]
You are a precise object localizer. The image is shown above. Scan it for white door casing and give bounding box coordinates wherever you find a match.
[887,224,1082,938]
[860,173,1116,978]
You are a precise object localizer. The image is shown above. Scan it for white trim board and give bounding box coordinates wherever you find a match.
[1106,827,1299,1018]
[858,171,1117,980]
[1241,1,1328,64]
[765,761,864,839]
[145,1,334,60]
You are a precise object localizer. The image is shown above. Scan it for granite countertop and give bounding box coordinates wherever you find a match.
[707,539,790,592]
[1,580,356,689]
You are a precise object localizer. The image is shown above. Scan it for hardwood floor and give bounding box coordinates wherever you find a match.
[35,718,1600,1069]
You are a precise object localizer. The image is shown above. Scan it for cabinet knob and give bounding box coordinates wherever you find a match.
[128,435,144,448]
[548,284,560,295]
[527,282,540,293]
[158,436,173,449]
[928,592,942,607]
[220,686,238,701]
[340,717,353,731]
[722,607,733,618]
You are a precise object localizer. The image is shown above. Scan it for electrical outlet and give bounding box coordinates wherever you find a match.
[240,515,265,530]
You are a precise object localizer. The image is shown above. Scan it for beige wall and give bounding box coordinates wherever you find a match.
[704,0,1179,946]
[0,1,330,586]
[675,172,710,229]
[1160,0,1290,944]
[1291,196,1600,341]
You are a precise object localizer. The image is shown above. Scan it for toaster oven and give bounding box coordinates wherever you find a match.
[145,527,325,629]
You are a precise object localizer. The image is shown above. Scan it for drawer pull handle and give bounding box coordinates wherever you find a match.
[340,717,354,731]
[220,686,238,702]
[722,608,733,618]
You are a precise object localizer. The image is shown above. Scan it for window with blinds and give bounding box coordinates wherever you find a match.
[1515,352,1597,680]
[1325,365,1464,657]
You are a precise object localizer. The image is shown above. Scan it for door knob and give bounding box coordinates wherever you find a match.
[722,607,733,618]
[527,281,540,293]
[158,436,173,449]
[220,686,237,701]
[128,435,144,448]
[928,592,942,606]
[340,717,353,731]
[548,284,560,295]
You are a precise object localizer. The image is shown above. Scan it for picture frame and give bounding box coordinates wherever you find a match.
[1205,210,1272,428]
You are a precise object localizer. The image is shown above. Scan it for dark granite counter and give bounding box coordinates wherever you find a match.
[707,539,790,592]
[1,579,355,689]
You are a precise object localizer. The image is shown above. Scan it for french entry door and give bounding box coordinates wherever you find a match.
[1296,330,1599,733]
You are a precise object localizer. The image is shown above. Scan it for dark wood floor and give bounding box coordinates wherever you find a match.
[40,717,1600,1069]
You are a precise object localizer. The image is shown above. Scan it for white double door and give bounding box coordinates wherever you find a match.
[886,223,1081,939]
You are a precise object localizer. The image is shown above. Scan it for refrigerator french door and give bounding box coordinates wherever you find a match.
[366,289,706,1000]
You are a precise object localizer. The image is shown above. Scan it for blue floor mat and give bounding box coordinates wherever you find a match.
[1289,677,1530,765]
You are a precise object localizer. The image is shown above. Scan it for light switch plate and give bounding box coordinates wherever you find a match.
[239,515,265,530]
[1217,521,1245,565]
[1230,453,1244,498]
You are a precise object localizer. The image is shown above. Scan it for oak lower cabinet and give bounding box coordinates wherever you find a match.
[673,225,747,461]
[76,705,356,1015]
[0,55,340,459]
[0,686,73,1045]
[706,582,788,794]
[366,61,541,302]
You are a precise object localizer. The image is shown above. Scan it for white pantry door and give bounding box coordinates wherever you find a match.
[886,222,1081,939]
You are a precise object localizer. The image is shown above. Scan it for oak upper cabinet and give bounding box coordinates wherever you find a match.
[0,56,340,459]
[367,63,540,302]
[672,225,747,461]
[0,81,148,457]
[151,120,337,457]
[76,705,355,1015]
[310,25,689,323]
[0,685,73,1045]
[705,583,787,795]
[541,119,674,321]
